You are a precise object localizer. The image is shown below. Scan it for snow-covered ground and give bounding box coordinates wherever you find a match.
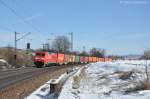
[26,60,150,99]
[59,60,150,99]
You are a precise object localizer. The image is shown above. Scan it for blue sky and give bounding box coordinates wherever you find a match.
[0,0,150,55]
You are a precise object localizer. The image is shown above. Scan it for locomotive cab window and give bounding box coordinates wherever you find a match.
[36,53,45,57]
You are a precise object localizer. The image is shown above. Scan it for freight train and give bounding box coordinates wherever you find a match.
[34,51,112,68]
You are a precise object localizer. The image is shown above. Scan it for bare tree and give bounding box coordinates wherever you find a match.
[108,55,125,60]
[144,50,150,82]
[90,48,105,57]
[52,36,71,53]
[79,51,89,56]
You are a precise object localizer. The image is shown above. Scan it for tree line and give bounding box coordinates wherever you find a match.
[42,36,106,57]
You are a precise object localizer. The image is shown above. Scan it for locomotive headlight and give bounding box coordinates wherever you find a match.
[35,57,44,62]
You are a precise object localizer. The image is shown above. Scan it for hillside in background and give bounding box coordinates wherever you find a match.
[0,47,34,70]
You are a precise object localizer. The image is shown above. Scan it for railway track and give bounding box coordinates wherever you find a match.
[0,65,79,90]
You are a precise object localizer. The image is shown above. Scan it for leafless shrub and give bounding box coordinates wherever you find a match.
[72,75,80,89]
[72,67,87,89]
[142,80,150,90]
[125,83,144,94]
[119,71,133,80]
[125,80,150,94]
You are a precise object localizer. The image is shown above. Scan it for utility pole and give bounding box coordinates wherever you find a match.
[14,32,18,66]
[14,32,31,66]
[48,33,55,51]
[42,43,46,51]
[47,38,53,51]
[83,46,86,52]
[69,32,73,52]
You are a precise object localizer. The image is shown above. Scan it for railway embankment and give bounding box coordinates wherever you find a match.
[0,65,83,99]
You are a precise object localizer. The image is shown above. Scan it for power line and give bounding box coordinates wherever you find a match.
[0,25,14,32]
[0,0,41,33]
[16,32,31,41]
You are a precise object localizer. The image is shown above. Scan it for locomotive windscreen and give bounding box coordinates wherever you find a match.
[36,53,45,57]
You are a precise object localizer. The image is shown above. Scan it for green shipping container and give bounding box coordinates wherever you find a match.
[75,56,80,63]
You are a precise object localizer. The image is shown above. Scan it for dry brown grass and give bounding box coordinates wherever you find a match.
[72,67,87,89]
[0,47,34,68]
[0,67,69,99]
[143,80,150,90]
[125,79,150,94]
[119,71,133,80]
[72,75,80,89]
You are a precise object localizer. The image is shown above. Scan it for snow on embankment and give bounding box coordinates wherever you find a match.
[26,67,80,99]
[0,59,11,70]
[58,61,150,99]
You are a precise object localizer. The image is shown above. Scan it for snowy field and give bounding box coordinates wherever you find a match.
[26,60,150,99]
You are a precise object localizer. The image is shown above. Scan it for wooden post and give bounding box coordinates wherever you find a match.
[50,79,62,95]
